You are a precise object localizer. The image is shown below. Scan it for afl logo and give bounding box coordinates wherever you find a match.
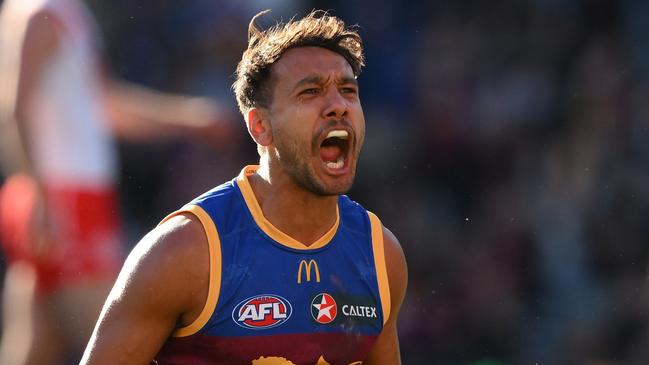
[232,294,292,330]
[311,293,338,324]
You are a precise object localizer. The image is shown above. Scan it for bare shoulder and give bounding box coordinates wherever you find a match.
[381,225,408,307]
[109,212,209,322]
[128,213,208,276]
[381,226,406,266]
[25,8,64,35]
[15,9,64,100]
[362,224,408,364]
[81,213,209,364]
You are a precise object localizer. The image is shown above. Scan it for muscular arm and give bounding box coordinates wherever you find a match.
[364,226,408,364]
[80,214,209,365]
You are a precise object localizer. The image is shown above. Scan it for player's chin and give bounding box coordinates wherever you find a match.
[319,173,356,196]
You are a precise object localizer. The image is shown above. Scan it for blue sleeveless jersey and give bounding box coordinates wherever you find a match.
[153,166,390,365]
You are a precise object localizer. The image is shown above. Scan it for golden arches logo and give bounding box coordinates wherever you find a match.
[297,259,320,284]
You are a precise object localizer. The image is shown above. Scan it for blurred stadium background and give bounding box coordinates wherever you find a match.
[2,0,649,364]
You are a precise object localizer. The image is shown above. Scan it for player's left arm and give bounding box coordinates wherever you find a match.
[364,226,408,364]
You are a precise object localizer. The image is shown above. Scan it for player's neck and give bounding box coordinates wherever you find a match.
[248,168,338,247]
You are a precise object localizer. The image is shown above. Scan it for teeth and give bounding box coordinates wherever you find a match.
[326,130,349,140]
[325,156,345,169]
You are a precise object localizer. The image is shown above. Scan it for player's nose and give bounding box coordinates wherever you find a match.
[322,87,348,119]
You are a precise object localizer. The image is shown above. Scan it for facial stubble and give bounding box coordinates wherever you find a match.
[272,126,359,197]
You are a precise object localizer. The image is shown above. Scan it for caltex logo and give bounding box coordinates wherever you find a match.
[232,294,292,329]
[311,293,337,324]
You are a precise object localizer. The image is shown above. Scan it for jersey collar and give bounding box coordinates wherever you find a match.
[236,165,339,250]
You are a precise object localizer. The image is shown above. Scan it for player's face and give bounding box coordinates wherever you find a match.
[265,46,365,196]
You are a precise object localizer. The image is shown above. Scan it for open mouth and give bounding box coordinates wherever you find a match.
[319,129,351,172]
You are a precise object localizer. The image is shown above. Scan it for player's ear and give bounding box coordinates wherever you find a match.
[246,107,272,147]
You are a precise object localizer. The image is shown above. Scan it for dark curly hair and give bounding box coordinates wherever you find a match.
[232,10,365,114]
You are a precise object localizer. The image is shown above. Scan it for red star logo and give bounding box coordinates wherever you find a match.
[311,293,337,324]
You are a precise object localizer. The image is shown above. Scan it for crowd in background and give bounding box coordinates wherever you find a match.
[3,0,649,364]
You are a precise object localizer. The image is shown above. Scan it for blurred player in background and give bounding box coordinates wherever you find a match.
[0,0,234,364]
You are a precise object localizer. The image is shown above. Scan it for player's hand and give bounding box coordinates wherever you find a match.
[184,97,238,147]
[27,190,54,261]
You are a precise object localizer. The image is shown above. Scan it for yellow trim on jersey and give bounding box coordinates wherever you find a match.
[236,165,339,250]
[159,204,222,337]
[368,211,391,325]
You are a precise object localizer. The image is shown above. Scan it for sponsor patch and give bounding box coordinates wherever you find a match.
[232,294,292,329]
[342,304,378,318]
[311,293,338,324]
[310,293,380,326]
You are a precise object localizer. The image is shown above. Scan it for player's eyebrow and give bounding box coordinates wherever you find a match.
[291,75,358,93]
[291,75,325,93]
[337,76,358,86]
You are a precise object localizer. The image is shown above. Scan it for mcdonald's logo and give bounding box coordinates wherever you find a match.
[297,259,320,284]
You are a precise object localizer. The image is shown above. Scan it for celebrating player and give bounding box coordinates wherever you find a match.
[80,10,407,365]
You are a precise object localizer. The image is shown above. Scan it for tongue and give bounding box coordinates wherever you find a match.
[320,145,342,162]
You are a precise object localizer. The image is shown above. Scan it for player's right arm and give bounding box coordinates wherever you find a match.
[80,213,209,365]
[12,10,61,176]
[8,10,63,254]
